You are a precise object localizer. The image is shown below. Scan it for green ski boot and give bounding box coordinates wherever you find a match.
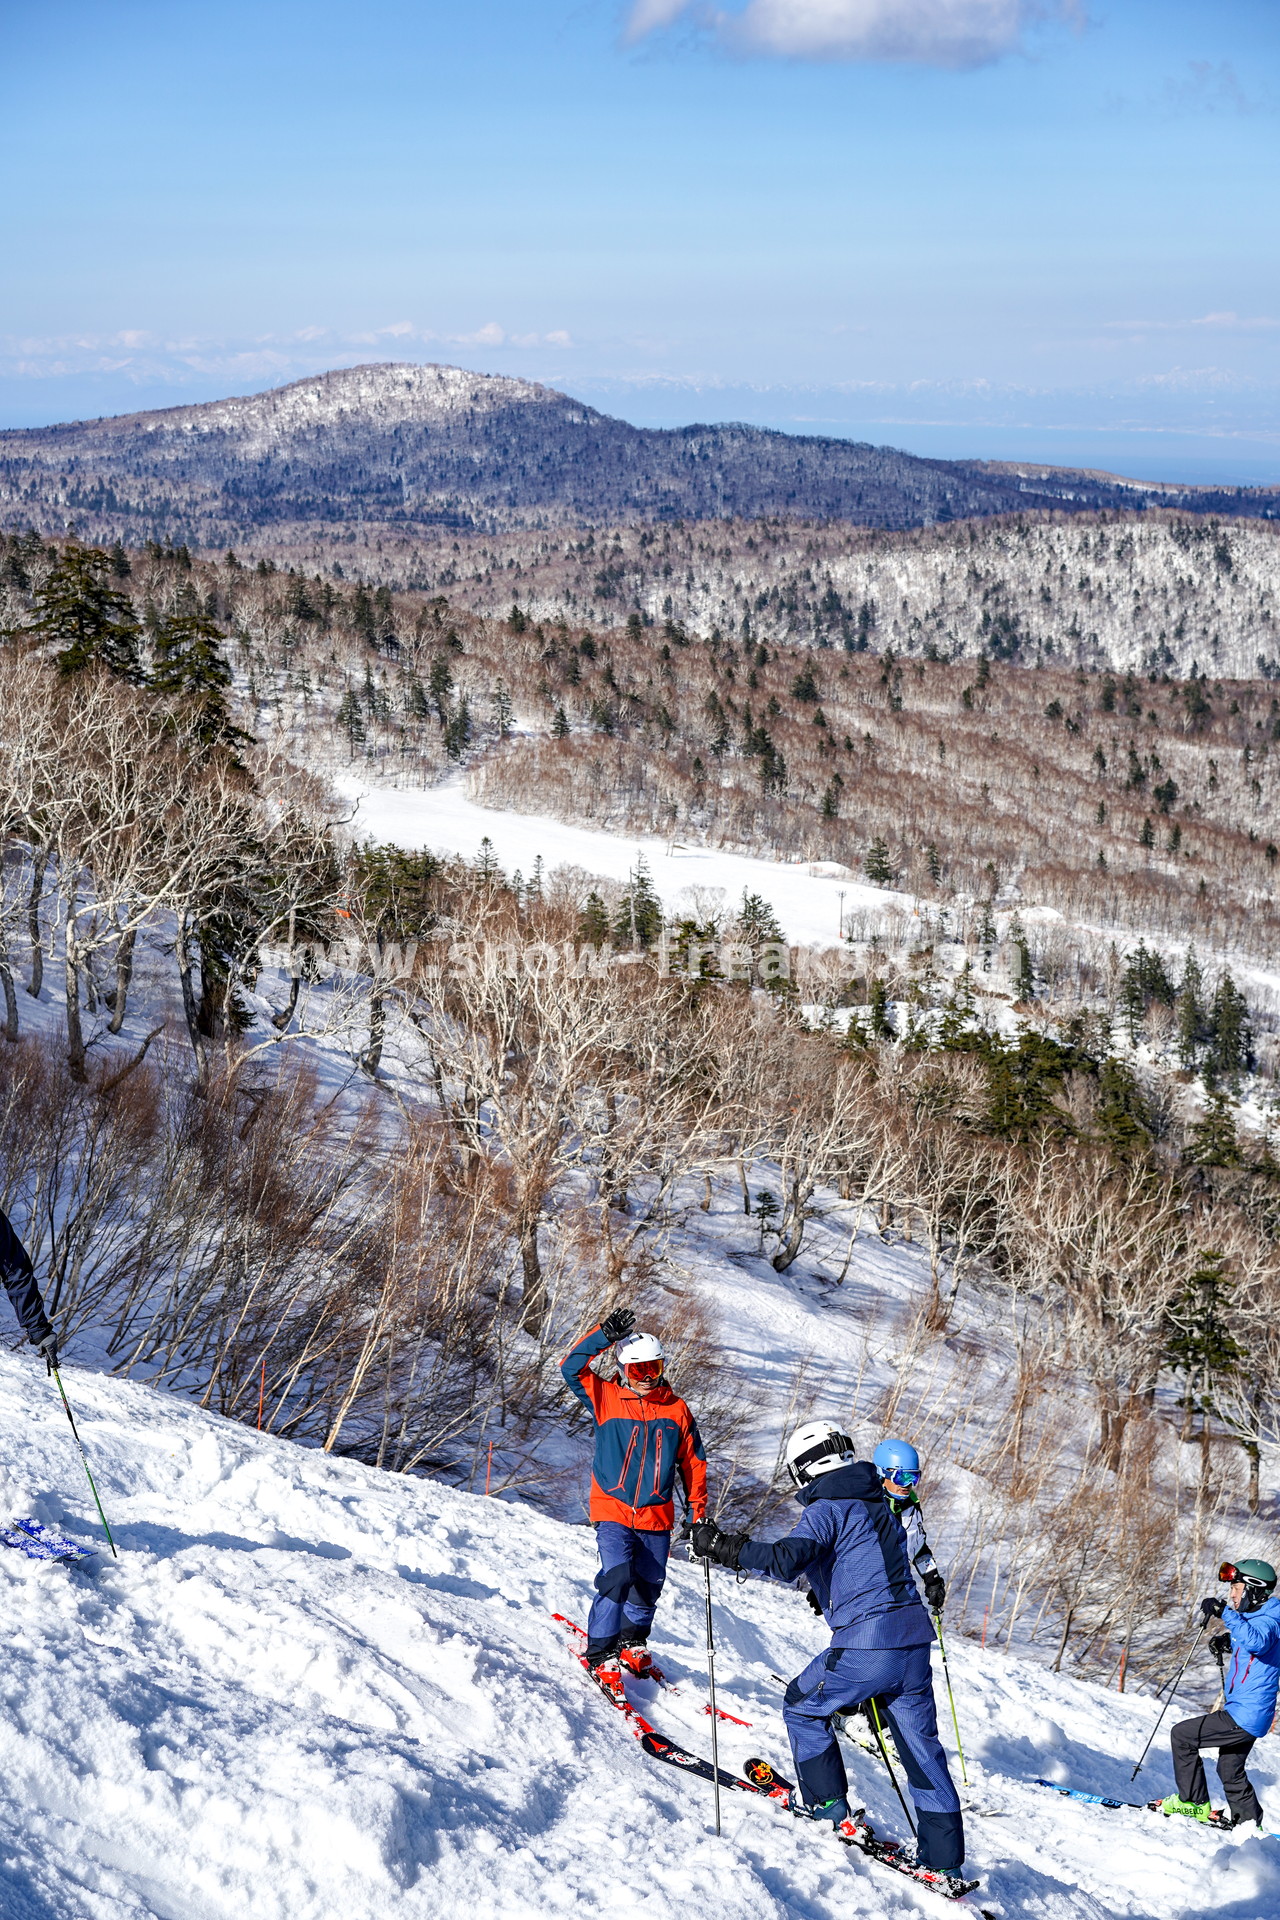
[1159,1795,1212,1821]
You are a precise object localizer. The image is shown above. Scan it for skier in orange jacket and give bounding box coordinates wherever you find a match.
[561,1308,707,1674]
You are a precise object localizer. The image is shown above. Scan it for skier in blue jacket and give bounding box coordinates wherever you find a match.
[1163,1557,1280,1828]
[692,1419,964,1879]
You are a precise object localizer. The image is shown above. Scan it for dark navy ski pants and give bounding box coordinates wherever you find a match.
[586,1522,671,1657]
[783,1642,964,1871]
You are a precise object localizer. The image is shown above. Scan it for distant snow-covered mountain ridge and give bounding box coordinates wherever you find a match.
[1,361,1276,550]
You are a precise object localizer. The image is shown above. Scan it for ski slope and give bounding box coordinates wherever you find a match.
[1,1352,1277,1920]
[331,771,911,946]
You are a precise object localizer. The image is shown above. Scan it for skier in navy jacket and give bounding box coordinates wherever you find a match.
[692,1419,964,1877]
[1163,1557,1280,1828]
[0,1206,57,1368]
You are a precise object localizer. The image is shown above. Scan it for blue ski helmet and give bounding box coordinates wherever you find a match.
[873,1438,920,1481]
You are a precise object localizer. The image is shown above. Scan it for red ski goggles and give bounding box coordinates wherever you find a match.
[623,1359,664,1385]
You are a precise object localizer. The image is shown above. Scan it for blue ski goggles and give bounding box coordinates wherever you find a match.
[885,1468,921,1490]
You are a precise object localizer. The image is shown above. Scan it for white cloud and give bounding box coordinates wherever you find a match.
[1106,312,1279,335]
[626,0,1073,67]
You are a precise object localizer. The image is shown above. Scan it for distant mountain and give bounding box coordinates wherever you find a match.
[1,361,1276,549]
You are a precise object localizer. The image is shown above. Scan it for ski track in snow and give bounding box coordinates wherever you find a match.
[0,1354,1277,1920]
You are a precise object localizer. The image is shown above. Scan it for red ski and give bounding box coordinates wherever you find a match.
[552,1614,752,1726]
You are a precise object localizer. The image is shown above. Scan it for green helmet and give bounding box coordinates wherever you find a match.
[1235,1559,1278,1592]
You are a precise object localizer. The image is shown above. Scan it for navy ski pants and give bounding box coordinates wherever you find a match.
[783,1643,964,1871]
[586,1522,671,1658]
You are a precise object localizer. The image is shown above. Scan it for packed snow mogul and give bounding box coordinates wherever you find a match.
[561,1308,707,1675]
[1161,1558,1280,1829]
[0,1206,59,1371]
[692,1419,965,1880]
[875,1436,946,1614]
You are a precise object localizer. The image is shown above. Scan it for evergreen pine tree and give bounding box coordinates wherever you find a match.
[473,836,502,885]
[1163,1250,1243,1433]
[1094,1057,1153,1158]
[1207,972,1253,1083]
[868,976,894,1040]
[613,856,663,950]
[444,696,472,760]
[864,838,895,886]
[36,544,142,680]
[1187,1090,1243,1168]
[150,603,248,754]
[337,690,366,750]
[734,890,785,950]
[428,655,454,722]
[578,891,611,949]
[552,705,570,738]
[1176,949,1204,1069]
[351,584,376,643]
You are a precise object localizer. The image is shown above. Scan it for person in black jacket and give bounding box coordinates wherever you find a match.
[0,1207,58,1370]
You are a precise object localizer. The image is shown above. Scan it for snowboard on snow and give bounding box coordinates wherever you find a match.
[0,1518,97,1565]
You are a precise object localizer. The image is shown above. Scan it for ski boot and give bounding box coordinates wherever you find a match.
[585,1650,627,1704]
[619,1635,657,1680]
[1158,1795,1212,1821]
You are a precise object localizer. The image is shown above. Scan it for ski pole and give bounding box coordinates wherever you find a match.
[868,1696,915,1835]
[1130,1620,1208,1781]
[933,1612,968,1786]
[52,1368,117,1559]
[701,1555,722,1836]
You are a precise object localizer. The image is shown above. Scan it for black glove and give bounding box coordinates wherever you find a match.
[690,1520,748,1569]
[805,1587,824,1617]
[1210,1631,1232,1666]
[923,1571,946,1614]
[35,1332,58,1375]
[1199,1595,1226,1626]
[599,1308,635,1344]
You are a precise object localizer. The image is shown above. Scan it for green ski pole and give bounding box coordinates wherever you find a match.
[52,1368,117,1558]
[933,1612,968,1785]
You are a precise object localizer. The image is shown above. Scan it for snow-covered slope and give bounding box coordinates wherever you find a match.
[332,770,907,946]
[3,1351,1278,1920]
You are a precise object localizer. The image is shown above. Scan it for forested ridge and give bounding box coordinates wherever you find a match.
[2,362,1276,552]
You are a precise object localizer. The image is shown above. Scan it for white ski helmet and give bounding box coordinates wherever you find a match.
[785,1420,857,1488]
[615,1332,664,1367]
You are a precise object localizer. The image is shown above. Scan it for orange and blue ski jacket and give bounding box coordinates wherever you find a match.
[562,1324,708,1531]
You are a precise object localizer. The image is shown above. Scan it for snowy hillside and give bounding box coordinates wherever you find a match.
[2,1350,1278,1920]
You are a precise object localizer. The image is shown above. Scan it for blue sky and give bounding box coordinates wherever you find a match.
[1,0,1277,479]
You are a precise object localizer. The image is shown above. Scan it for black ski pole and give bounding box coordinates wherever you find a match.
[52,1368,117,1559]
[868,1696,916,1835]
[701,1555,722,1836]
[1130,1621,1208,1781]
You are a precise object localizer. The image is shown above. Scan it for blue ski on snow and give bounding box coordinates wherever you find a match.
[1034,1778,1280,1837]
[0,1518,97,1564]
